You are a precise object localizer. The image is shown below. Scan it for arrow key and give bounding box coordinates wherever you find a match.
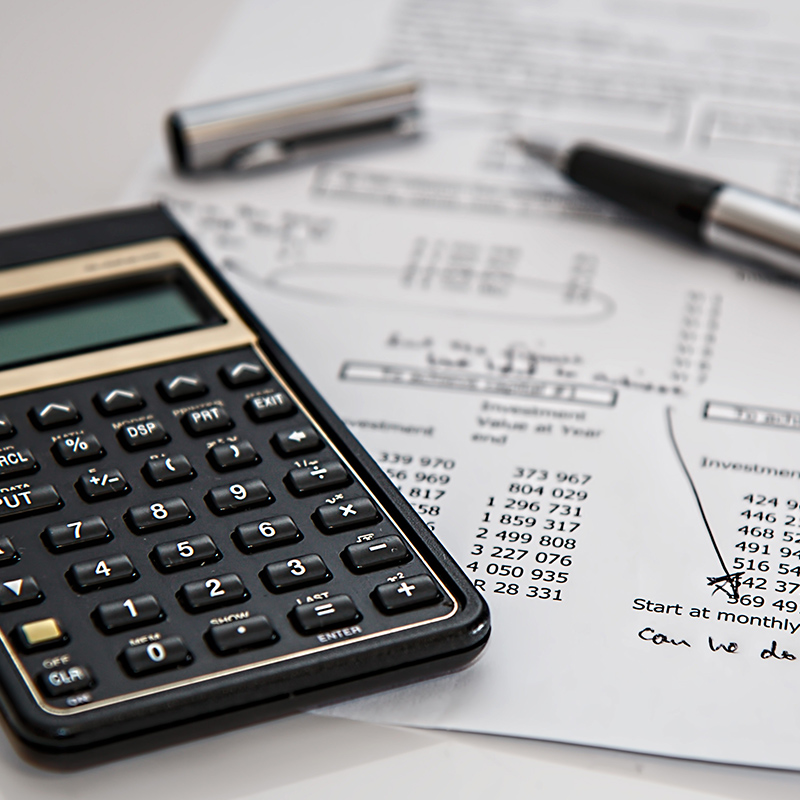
[158,374,207,402]
[0,537,19,566]
[94,387,144,415]
[0,576,43,609]
[30,400,80,430]
[219,360,268,388]
[272,426,322,456]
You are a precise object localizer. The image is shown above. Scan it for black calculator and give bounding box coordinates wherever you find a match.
[0,206,489,753]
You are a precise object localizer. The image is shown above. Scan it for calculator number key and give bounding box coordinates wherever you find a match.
[142,454,196,486]
[207,440,260,471]
[261,554,331,592]
[52,434,105,465]
[95,594,164,632]
[122,636,191,676]
[43,516,112,551]
[152,535,220,572]
[179,574,249,611]
[234,515,301,552]
[76,469,130,502]
[126,498,193,533]
[290,594,361,634]
[206,480,273,515]
[68,554,138,592]
[286,461,351,495]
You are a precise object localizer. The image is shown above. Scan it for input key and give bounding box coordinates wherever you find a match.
[0,485,62,522]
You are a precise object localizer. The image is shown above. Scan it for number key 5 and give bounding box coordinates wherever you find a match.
[152,535,221,572]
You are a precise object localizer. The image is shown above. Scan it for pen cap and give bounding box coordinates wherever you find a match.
[167,63,420,173]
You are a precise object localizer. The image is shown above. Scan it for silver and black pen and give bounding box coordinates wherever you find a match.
[515,136,800,279]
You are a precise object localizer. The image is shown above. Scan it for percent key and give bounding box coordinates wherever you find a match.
[53,434,106,464]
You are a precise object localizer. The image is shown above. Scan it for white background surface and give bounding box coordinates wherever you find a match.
[3,2,800,797]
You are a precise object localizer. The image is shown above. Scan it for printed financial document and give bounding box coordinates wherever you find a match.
[126,0,800,769]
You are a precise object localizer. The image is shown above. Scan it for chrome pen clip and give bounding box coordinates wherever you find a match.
[167,63,420,174]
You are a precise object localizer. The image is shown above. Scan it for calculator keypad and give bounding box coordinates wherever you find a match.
[0,347,453,712]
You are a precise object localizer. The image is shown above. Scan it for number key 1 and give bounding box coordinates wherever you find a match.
[94,594,164,633]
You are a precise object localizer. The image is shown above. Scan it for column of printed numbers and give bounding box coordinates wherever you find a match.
[466,467,591,601]
[731,493,800,612]
[378,451,456,531]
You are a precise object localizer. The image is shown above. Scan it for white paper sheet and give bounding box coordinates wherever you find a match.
[125,0,800,770]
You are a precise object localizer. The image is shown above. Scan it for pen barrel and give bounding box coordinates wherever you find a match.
[702,186,800,278]
[168,63,419,172]
[567,145,721,240]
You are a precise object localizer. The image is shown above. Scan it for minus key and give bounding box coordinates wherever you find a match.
[342,535,411,573]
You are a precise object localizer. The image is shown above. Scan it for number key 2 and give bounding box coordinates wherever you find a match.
[179,574,249,611]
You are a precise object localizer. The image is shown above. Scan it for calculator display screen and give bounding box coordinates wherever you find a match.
[0,271,220,370]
